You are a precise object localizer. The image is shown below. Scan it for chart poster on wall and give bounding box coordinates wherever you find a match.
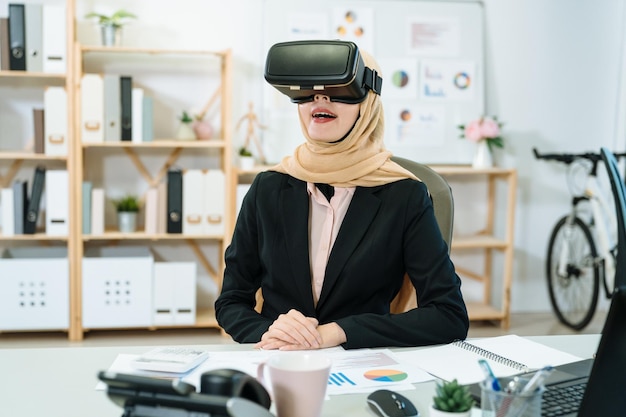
[420,59,477,102]
[262,0,484,164]
[406,16,461,57]
[286,12,329,40]
[378,58,419,100]
[331,7,375,53]
[384,103,446,149]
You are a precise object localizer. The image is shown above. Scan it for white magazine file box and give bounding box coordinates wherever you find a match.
[204,170,225,235]
[153,262,197,325]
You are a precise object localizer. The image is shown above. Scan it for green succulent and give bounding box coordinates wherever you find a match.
[239,146,253,157]
[432,379,475,413]
[179,111,194,123]
[85,9,137,28]
[112,195,140,212]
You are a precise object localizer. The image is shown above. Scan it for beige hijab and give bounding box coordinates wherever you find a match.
[271,51,418,187]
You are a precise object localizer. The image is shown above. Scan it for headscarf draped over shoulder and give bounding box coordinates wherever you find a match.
[270,51,419,188]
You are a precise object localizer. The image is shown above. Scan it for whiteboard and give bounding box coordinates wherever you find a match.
[261,0,485,165]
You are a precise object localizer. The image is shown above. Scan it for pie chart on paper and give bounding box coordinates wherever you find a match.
[363,369,408,382]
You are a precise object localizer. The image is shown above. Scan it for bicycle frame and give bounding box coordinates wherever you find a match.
[558,168,618,294]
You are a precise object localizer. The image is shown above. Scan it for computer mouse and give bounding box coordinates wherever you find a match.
[366,389,419,417]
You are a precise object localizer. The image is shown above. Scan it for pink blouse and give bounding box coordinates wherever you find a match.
[306,182,356,305]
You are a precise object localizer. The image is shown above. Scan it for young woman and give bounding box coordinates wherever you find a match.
[215,43,469,350]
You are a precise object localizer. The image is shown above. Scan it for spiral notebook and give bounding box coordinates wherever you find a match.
[395,334,582,385]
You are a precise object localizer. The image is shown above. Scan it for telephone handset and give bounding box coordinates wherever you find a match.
[98,369,273,417]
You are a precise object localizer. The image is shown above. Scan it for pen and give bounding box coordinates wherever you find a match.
[478,359,502,391]
[519,365,554,394]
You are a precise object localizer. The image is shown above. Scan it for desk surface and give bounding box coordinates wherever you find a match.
[0,334,600,417]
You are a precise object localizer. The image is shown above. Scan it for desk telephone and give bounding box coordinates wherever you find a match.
[98,369,273,417]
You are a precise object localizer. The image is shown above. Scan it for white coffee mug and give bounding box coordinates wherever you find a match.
[257,353,332,417]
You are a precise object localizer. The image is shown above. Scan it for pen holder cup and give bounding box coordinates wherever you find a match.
[480,378,544,417]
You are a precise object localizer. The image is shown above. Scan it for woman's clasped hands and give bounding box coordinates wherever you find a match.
[254,309,347,350]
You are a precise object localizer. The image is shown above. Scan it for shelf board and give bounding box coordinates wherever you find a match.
[431,165,516,176]
[452,234,508,249]
[0,70,65,79]
[0,233,68,241]
[466,301,507,322]
[82,140,226,149]
[82,231,224,241]
[80,45,229,58]
[235,165,273,175]
[0,152,67,161]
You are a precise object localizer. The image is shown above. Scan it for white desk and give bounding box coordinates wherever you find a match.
[0,335,600,417]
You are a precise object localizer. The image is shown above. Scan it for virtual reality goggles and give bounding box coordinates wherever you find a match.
[264,40,383,104]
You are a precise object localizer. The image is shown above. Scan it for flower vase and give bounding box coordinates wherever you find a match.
[472,140,493,168]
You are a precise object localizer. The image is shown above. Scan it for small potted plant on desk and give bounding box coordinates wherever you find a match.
[238,146,255,170]
[430,379,475,417]
[85,9,137,46]
[113,195,140,233]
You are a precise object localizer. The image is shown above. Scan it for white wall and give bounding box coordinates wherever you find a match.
[482,0,625,311]
[10,0,624,312]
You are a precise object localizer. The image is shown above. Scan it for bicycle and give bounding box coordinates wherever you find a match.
[533,148,626,330]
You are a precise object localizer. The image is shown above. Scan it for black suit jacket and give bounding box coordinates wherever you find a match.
[215,171,469,349]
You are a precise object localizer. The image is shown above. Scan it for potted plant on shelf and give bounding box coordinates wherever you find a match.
[430,379,475,417]
[238,146,255,170]
[176,111,196,140]
[85,9,137,47]
[113,195,140,233]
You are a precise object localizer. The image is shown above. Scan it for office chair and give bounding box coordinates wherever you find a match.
[599,147,626,289]
[389,156,454,313]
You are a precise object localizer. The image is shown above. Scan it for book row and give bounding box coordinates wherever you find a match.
[81,74,154,143]
[0,166,67,236]
[0,167,226,237]
[83,168,226,236]
[0,3,67,72]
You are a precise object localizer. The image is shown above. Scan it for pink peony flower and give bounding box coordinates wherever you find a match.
[464,120,483,142]
[480,118,500,139]
[459,115,505,150]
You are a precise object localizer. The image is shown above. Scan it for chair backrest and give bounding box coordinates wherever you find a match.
[389,156,454,313]
[391,156,454,249]
[600,147,626,289]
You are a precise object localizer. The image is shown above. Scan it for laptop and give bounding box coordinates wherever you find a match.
[467,285,626,417]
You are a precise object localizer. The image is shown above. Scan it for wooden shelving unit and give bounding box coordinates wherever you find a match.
[69,44,233,340]
[433,166,517,328]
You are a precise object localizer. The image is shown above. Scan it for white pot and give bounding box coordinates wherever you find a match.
[472,140,493,168]
[239,156,255,170]
[117,212,137,233]
[429,405,471,417]
[100,24,122,46]
[176,122,196,140]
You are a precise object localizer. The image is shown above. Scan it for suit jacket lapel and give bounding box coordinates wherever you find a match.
[317,187,381,310]
[280,177,315,310]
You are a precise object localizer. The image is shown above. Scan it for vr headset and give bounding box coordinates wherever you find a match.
[264,40,383,104]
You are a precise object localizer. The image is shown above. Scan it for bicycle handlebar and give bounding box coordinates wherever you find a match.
[533,147,626,164]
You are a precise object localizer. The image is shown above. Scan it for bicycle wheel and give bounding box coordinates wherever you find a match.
[546,216,600,330]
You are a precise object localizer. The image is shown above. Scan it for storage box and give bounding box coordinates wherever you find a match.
[0,247,69,331]
[153,262,197,325]
[82,247,154,328]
